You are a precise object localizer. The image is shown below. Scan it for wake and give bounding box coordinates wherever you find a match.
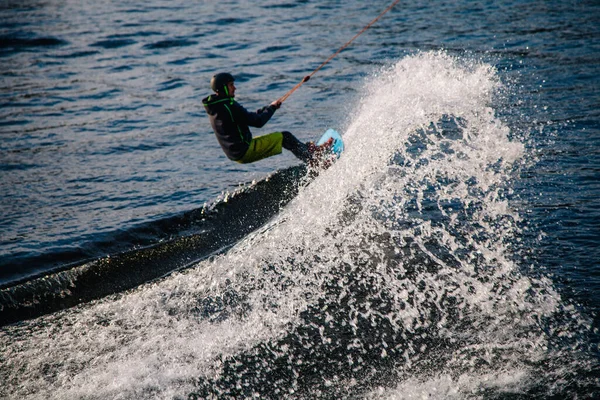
[1,51,596,400]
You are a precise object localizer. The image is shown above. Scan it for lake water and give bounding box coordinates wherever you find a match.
[1,0,599,398]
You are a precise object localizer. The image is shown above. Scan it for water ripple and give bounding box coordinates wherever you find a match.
[144,38,197,49]
[90,38,137,49]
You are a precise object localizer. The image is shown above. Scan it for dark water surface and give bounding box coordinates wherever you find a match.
[1,0,599,398]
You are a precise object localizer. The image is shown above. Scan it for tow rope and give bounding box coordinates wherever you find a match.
[277,0,401,103]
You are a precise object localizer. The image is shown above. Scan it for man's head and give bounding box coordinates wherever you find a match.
[211,72,235,97]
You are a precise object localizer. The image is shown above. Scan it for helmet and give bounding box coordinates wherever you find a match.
[210,72,234,94]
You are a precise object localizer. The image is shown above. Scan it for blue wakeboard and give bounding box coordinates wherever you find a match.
[317,128,344,159]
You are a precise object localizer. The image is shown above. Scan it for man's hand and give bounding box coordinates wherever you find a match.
[270,100,282,109]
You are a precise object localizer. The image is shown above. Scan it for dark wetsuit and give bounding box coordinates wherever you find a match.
[202,93,277,161]
[203,93,311,163]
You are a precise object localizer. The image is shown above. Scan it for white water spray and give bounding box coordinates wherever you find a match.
[1,52,593,400]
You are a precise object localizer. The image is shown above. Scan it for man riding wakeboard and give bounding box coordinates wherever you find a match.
[202,73,331,165]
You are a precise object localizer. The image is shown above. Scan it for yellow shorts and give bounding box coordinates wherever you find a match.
[236,132,283,164]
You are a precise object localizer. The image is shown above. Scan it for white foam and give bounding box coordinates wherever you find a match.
[1,51,590,400]
[365,370,531,400]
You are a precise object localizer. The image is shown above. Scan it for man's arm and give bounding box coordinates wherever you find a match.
[237,101,280,128]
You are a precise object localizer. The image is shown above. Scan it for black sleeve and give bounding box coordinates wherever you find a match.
[234,102,276,128]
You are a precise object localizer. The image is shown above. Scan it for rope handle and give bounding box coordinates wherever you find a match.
[277,0,400,104]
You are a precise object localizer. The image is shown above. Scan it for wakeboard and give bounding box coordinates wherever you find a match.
[316,128,344,159]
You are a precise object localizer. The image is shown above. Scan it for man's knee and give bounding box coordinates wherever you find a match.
[281,131,295,148]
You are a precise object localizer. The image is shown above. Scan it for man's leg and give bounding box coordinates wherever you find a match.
[237,131,325,164]
[237,132,283,164]
[281,131,311,162]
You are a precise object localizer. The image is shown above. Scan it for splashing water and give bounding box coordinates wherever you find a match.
[1,52,596,399]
